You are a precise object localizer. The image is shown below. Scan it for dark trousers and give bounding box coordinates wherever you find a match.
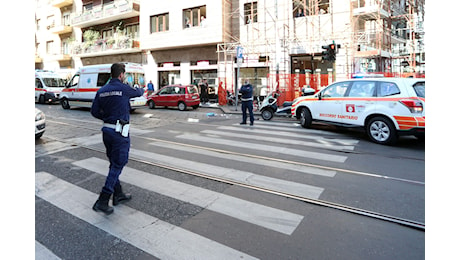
[241,100,254,124]
[101,127,130,194]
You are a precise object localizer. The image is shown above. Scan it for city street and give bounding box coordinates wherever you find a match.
[35,103,425,259]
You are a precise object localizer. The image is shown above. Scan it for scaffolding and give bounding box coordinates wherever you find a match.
[217,0,425,103]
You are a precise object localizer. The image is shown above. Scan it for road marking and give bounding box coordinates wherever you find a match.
[35,241,61,260]
[217,126,359,145]
[35,172,258,260]
[234,122,342,136]
[203,129,356,150]
[176,134,348,163]
[129,148,325,199]
[149,141,336,177]
[73,157,304,235]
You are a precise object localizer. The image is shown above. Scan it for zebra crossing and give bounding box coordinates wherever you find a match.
[36,119,360,259]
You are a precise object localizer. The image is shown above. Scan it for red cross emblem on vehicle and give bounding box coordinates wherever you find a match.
[346,104,355,113]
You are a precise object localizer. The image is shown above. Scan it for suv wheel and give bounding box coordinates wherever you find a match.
[366,116,397,145]
[299,107,312,128]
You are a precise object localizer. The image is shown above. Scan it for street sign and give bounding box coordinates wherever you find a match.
[236,46,243,59]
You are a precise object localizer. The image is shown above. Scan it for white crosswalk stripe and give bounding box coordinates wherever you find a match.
[149,141,337,177]
[36,171,258,260]
[217,125,360,145]
[130,148,325,199]
[72,157,304,235]
[176,133,348,163]
[201,129,356,150]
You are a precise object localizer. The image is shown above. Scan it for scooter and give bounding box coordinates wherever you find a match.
[259,92,292,120]
[259,88,315,120]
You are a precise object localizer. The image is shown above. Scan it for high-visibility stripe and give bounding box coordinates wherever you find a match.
[62,88,100,93]
[393,116,425,130]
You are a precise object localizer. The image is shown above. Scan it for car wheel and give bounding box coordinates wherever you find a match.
[39,95,45,104]
[299,107,312,128]
[261,108,274,120]
[148,100,155,109]
[60,98,70,109]
[178,102,187,111]
[366,116,397,145]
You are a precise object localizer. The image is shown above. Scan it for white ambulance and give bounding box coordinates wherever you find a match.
[35,70,67,104]
[59,63,147,111]
[291,78,425,145]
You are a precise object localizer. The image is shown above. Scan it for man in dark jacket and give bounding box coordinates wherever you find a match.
[90,63,144,215]
[239,79,254,125]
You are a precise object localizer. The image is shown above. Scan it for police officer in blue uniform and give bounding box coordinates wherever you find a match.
[239,79,254,125]
[90,63,144,215]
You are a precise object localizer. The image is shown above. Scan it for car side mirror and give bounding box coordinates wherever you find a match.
[318,92,322,100]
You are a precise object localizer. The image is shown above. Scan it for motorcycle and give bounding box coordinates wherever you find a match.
[259,88,315,120]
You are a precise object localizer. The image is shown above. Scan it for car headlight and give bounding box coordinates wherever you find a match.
[35,111,45,121]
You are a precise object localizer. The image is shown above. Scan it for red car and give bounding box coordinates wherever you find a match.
[147,84,200,111]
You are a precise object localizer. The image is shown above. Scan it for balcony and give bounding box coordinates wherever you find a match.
[71,0,139,28]
[352,0,390,20]
[50,24,72,35]
[51,0,73,8]
[71,35,140,57]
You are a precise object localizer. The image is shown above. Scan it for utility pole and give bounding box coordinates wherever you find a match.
[235,46,243,111]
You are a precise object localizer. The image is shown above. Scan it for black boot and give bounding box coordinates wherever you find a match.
[113,183,132,206]
[93,191,114,215]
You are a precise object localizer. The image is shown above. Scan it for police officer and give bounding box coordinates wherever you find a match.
[239,79,254,125]
[90,63,144,215]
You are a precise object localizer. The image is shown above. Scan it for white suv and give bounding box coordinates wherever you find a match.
[291,78,425,145]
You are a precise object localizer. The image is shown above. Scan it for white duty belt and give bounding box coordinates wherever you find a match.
[103,121,130,137]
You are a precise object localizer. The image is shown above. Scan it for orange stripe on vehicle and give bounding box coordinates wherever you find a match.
[394,116,425,130]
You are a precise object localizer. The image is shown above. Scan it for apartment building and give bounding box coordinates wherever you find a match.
[140,0,233,90]
[35,0,141,78]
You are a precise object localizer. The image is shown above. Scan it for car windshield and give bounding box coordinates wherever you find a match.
[42,78,66,87]
[413,82,425,98]
[188,86,198,94]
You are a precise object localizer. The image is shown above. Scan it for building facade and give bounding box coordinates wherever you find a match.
[35,0,424,100]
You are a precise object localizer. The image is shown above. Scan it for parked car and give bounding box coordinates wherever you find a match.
[147,84,200,111]
[291,78,425,145]
[35,108,46,139]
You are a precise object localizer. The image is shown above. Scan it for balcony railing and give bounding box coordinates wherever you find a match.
[71,35,140,56]
[71,0,139,27]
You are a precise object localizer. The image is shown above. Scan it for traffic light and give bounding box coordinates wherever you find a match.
[322,42,340,61]
[321,44,331,61]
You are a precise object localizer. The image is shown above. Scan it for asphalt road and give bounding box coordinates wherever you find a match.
[35,103,425,259]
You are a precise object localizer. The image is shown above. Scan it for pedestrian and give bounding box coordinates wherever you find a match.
[239,79,254,126]
[199,79,209,104]
[147,80,154,96]
[90,63,145,215]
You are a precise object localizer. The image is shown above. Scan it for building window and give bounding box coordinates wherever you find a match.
[292,0,329,16]
[46,41,54,54]
[62,12,71,26]
[244,2,258,24]
[183,5,206,28]
[83,2,93,12]
[150,13,169,33]
[125,24,139,39]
